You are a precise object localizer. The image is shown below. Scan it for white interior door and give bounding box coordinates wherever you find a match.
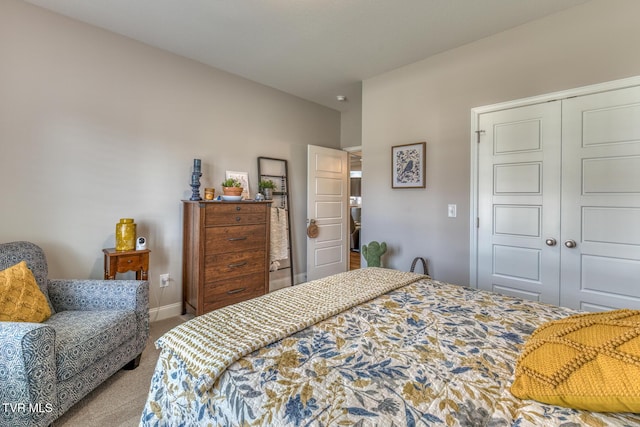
[561,86,640,310]
[306,145,349,281]
[477,102,562,304]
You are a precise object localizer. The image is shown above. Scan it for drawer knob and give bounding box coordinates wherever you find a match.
[236,206,241,211]
[236,216,241,222]
[127,259,133,263]
[227,287,246,295]
[228,236,248,241]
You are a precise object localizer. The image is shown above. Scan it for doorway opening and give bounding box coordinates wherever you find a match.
[346,148,362,270]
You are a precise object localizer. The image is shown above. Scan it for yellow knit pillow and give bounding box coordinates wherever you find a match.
[0,261,51,323]
[511,309,640,412]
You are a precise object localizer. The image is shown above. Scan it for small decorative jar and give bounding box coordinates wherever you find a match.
[204,188,215,200]
[115,218,136,251]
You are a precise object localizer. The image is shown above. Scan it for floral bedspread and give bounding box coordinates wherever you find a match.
[153,268,425,394]
[141,277,640,426]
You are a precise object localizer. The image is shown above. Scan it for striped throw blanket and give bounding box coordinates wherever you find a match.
[155,267,426,394]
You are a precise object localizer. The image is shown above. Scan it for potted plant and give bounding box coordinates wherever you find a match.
[221,178,243,197]
[258,179,276,200]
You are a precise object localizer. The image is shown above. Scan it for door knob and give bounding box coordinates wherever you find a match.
[564,240,577,248]
[545,238,557,246]
[307,219,319,238]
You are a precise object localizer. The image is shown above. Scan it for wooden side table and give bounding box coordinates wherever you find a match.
[103,248,150,280]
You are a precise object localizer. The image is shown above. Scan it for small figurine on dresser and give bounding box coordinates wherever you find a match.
[189,158,202,201]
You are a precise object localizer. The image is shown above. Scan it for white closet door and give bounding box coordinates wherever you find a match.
[477,101,561,304]
[561,86,640,310]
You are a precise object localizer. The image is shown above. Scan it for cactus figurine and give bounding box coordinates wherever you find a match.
[361,241,387,267]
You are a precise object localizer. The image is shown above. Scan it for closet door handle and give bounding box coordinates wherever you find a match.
[545,238,557,246]
[227,236,248,241]
[564,240,577,248]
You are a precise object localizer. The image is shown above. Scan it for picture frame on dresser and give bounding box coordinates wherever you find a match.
[225,170,250,199]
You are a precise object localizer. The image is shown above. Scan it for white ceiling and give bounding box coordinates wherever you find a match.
[23,0,589,112]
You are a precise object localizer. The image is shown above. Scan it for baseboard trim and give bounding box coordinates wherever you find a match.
[149,302,182,322]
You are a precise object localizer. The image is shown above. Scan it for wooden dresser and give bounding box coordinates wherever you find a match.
[182,200,271,315]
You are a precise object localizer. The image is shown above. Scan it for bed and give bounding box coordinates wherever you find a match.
[140,268,640,426]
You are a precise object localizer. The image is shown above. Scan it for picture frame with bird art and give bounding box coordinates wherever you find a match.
[391,141,426,188]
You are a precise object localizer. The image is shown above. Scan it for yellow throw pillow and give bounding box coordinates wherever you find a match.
[511,309,640,412]
[0,261,51,323]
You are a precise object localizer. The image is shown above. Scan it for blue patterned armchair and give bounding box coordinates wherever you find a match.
[0,241,149,426]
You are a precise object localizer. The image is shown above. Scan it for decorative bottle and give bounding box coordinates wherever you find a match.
[115,218,136,251]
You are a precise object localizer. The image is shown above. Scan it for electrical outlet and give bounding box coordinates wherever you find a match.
[159,273,170,288]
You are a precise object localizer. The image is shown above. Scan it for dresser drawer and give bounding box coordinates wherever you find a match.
[203,272,265,312]
[205,203,266,226]
[205,225,266,254]
[205,250,266,281]
[115,254,145,273]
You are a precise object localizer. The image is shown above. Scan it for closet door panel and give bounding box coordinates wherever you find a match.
[561,85,640,310]
[477,101,561,304]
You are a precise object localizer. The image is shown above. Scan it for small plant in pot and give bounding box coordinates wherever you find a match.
[221,178,243,197]
[259,179,276,200]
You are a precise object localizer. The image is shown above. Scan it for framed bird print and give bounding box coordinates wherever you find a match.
[392,142,426,188]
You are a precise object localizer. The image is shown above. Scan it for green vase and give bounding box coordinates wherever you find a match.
[115,218,136,251]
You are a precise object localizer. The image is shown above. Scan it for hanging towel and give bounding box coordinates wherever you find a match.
[270,207,289,269]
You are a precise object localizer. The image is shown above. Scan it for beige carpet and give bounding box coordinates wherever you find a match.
[53,315,189,427]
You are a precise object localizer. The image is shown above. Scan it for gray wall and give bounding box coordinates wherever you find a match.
[361,0,640,285]
[340,82,363,148]
[0,0,340,314]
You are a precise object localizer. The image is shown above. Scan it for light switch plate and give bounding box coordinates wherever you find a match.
[448,204,457,218]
